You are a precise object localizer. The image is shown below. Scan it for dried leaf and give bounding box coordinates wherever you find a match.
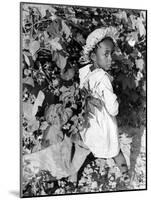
[42,125,63,147]
[29,40,40,56]
[32,90,45,116]
[135,58,144,71]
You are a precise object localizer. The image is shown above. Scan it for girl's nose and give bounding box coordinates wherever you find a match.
[108,54,112,62]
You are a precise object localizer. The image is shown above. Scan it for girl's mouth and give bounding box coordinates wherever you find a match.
[106,64,111,68]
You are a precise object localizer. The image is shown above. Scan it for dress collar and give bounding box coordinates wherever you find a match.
[89,64,113,82]
[79,63,113,89]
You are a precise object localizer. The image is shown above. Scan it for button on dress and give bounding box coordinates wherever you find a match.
[79,64,120,158]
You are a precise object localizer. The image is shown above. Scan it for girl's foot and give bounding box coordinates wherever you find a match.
[68,172,78,185]
[120,169,134,189]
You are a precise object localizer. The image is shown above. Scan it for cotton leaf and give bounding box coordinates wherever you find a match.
[23,53,30,66]
[49,37,63,51]
[124,77,135,90]
[136,17,146,37]
[23,101,33,119]
[25,4,56,17]
[43,31,49,40]
[22,34,31,50]
[26,118,40,132]
[29,40,40,56]
[119,133,132,168]
[40,121,49,130]
[40,189,47,196]
[70,132,81,144]
[23,100,40,132]
[45,104,62,126]
[61,20,71,40]
[130,15,146,37]
[140,11,146,22]
[71,104,78,109]
[32,90,45,116]
[71,17,84,24]
[126,32,138,47]
[38,5,56,17]
[60,86,69,92]
[113,10,128,23]
[61,68,75,80]
[52,51,67,70]
[47,19,62,39]
[61,108,73,124]
[23,77,34,87]
[92,18,98,26]
[23,129,33,137]
[142,81,146,92]
[56,105,73,125]
[117,73,136,90]
[76,33,85,45]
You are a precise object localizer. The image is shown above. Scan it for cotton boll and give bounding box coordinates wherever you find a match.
[91,181,98,189]
[128,38,136,47]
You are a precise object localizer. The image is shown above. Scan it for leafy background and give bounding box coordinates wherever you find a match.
[21,3,146,197]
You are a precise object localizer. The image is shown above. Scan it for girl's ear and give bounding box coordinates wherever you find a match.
[90,52,96,62]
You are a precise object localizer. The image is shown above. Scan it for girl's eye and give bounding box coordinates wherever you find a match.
[105,53,109,57]
[105,52,112,57]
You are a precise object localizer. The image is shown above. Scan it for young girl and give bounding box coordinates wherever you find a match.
[79,27,131,185]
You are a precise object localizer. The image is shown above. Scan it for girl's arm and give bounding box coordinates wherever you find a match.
[96,74,119,116]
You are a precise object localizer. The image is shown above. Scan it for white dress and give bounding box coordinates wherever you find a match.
[79,64,120,158]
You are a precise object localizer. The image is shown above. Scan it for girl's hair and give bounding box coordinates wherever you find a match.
[89,36,115,62]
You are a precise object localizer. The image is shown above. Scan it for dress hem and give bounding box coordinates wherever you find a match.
[91,147,121,159]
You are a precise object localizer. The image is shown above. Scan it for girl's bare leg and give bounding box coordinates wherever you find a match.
[113,149,128,174]
[113,149,130,184]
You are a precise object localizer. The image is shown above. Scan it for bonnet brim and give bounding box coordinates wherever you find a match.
[79,26,119,64]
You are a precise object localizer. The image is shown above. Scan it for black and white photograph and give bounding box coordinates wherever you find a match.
[20,2,147,198]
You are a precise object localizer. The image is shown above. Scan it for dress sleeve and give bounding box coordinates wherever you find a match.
[96,74,119,116]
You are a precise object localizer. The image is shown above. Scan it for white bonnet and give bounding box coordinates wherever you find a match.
[79,26,120,64]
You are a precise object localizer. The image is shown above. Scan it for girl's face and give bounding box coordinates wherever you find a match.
[91,39,114,71]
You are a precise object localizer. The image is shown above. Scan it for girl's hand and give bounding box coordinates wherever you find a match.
[88,96,103,111]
